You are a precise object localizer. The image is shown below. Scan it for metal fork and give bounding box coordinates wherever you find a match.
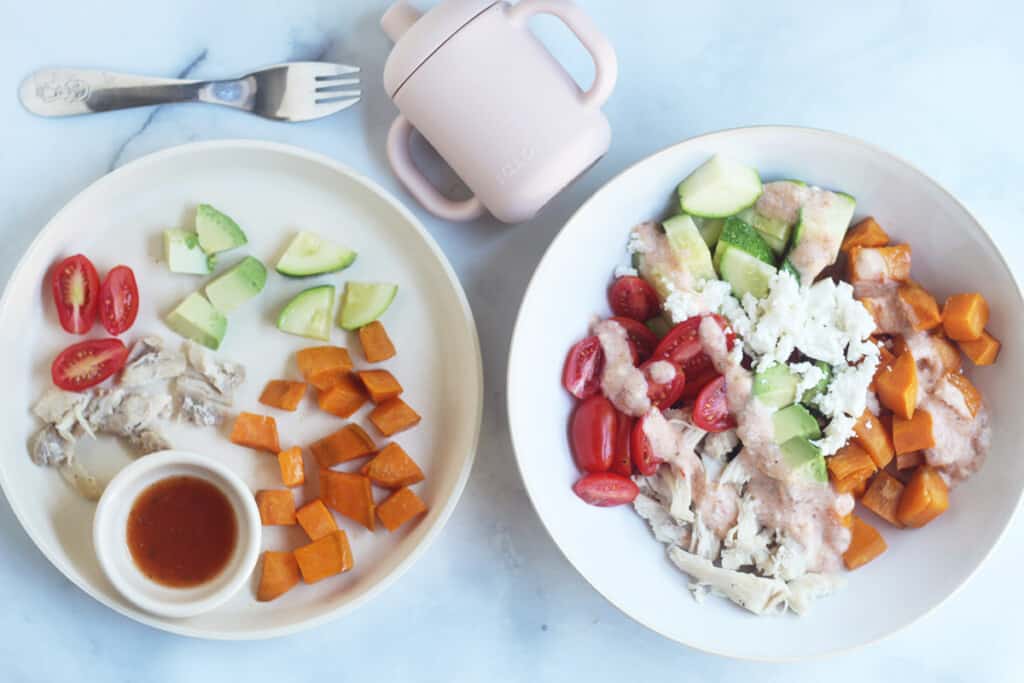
[19,62,360,121]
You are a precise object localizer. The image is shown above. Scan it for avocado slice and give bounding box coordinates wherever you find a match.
[780,437,827,483]
[753,363,799,409]
[205,256,267,314]
[773,404,822,444]
[165,292,227,350]
[196,204,248,255]
[163,228,214,275]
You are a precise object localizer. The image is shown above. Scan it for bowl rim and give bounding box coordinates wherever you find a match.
[506,124,1024,661]
[93,450,262,619]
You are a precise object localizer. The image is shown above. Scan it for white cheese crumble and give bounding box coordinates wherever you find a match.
[614,264,639,278]
[662,278,733,323]
[790,362,826,400]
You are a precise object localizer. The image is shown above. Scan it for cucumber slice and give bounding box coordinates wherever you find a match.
[801,361,833,405]
[163,229,214,275]
[737,208,791,256]
[780,259,800,284]
[663,214,716,281]
[276,230,357,277]
[166,292,227,350]
[677,155,763,218]
[694,217,725,249]
[773,404,822,444]
[753,363,798,409]
[718,246,776,299]
[786,190,856,284]
[195,204,248,254]
[338,282,398,331]
[205,256,267,314]
[277,285,335,341]
[779,437,827,484]
[713,217,775,271]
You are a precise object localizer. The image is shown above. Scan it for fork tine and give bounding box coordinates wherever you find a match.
[309,62,360,79]
[314,78,361,90]
[316,92,361,104]
[313,96,361,116]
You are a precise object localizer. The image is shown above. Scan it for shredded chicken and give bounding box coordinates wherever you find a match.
[119,337,187,386]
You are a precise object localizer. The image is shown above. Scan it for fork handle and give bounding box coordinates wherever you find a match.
[19,68,252,117]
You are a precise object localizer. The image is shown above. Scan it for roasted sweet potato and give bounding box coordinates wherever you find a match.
[841,217,890,253]
[296,346,353,390]
[852,410,895,469]
[896,451,925,470]
[294,530,354,584]
[897,465,949,528]
[320,470,375,530]
[944,372,981,417]
[259,380,307,411]
[310,424,376,468]
[257,551,300,601]
[369,397,421,436]
[230,412,281,453]
[875,351,918,420]
[256,489,296,526]
[861,471,905,527]
[358,321,396,363]
[893,409,935,454]
[848,244,911,284]
[317,373,369,418]
[942,293,989,341]
[828,442,877,482]
[833,472,870,497]
[898,282,942,331]
[931,333,962,373]
[959,330,1000,365]
[357,370,404,404]
[277,447,305,487]
[843,515,887,570]
[360,443,425,489]
[295,499,338,541]
[376,486,428,532]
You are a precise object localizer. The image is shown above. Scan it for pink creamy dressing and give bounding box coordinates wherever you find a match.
[755,181,810,225]
[592,319,650,417]
[631,221,694,292]
[786,189,843,283]
[647,360,676,384]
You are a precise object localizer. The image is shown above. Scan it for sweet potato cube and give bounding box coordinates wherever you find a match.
[828,442,877,482]
[320,470,375,530]
[259,380,307,411]
[897,465,949,528]
[229,412,281,453]
[358,321,396,363]
[959,330,1000,366]
[295,499,338,541]
[896,451,925,470]
[943,372,981,417]
[931,334,962,373]
[848,244,911,284]
[942,293,989,341]
[861,471,905,527]
[898,282,942,331]
[376,487,428,532]
[256,489,296,526]
[852,411,895,469]
[875,352,918,420]
[296,346,352,385]
[294,530,354,584]
[317,373,368,418]
[893,409,935,454]
[310,424,376,468]
[843,515,887,570]
[841,217,890,253]
[360,443,425,489]
[277,447,305,487]
[357,370,404,404]
[257,551,300,601]
[369,398,421,436]
[833,472,870,497]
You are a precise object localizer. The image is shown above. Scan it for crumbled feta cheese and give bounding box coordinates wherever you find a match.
[627,230,649,254]
[865,392,881,416]
[614,264,639,278]
[813,413,858,455]
[790,362,825,400]
[662,278,734,323]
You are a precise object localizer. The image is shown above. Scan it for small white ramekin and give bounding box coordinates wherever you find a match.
[93,450,261,619]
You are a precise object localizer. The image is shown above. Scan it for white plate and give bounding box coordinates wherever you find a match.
[0,140,482,639]
[508,126,1024,660]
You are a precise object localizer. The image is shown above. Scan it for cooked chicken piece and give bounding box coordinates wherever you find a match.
[125,427,173,455]
[33,388,90,441]
[668,546,788,616]
[81,388,126,433]
[119,336,187,386]
[178,393,225,426]
[58,459,103,501]
[100,392,172,435]
[184,341,245,396]
[30,425,75,466]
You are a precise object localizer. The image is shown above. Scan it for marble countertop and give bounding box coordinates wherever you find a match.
[1,0,1021,680]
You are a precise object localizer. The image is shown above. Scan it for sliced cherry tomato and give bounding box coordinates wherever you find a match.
[51,338,128,392]
[640,359,686,409]
[610,411,634,477]
[572,472,639,507]
[608,276,660,321]
[610,316,658,363]
[570,395,617,473]
[679,367,718,401]
[693,374,737,433]
[98,265,139,335]
[652,314,734,381]
[631,415,664,476]
[51,254,100,334]
[563,336,604,399]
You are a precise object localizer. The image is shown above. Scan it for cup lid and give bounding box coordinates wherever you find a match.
[382,0,499,98]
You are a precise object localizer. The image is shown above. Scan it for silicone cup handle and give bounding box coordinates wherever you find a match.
[507,0,618,109]
[386,115,486,222]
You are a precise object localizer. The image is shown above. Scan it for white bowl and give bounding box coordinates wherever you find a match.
[507,126,1024,660]
[93,450,262,619]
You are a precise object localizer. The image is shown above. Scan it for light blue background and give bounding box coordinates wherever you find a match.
[1,1,1020,680]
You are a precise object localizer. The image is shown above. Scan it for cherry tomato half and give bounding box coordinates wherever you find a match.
[572,472,639,507]
[98,265,140,335]
[563,336,604,399]
[51,338,128,392]
[679,367,718,401]
[51,254,100,334]
[610,411,634,477]
[570,394,617,473]
[608,276,660,321]
[640,359,686,410]
[693,374,737,433]
[651,314,734,381]
[610,316,658,363]
[631,414,664,476]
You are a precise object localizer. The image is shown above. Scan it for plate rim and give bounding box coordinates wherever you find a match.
[506,124,1024,661]
[0,138,484,640]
